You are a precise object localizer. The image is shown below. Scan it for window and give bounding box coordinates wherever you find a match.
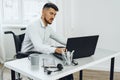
[1,0,56,25]
[2,0,21,24]
[23,0,47,23]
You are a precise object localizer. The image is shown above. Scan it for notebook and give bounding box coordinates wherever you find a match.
[53,35,99,59]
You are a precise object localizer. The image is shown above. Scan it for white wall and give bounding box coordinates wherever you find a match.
[0,0,5,63]
[0,27,6,63]
[63,0,120,71]
[69,0,120,51]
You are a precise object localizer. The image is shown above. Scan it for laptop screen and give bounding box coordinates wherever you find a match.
[66,35,99,59]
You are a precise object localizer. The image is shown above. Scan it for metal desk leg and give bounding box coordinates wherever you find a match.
[110,57,115,80]
[79,70,83,80]
[11,70,16,80]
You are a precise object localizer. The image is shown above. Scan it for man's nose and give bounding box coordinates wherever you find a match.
[52,14,56,18]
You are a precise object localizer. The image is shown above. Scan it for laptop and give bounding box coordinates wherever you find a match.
[53,35,99,59]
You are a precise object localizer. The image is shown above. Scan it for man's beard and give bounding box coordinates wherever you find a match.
[44,18,53,24]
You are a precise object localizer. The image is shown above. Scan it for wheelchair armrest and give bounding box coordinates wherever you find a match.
[16,51,42,59]
[15,52,29,59]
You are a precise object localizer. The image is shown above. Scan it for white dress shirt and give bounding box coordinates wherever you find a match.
[21,18,66,54]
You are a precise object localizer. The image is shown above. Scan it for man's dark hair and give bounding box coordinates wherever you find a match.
[43,3,59,11]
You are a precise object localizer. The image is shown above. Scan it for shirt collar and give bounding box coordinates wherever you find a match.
[40,18,45,28]
[40,18,50,28]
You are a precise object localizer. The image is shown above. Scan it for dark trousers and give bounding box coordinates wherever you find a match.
[59,74,73,80]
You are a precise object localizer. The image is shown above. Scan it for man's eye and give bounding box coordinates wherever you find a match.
[50,12,53,15]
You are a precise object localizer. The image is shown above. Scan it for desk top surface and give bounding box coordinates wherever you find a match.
[5,48,120,80]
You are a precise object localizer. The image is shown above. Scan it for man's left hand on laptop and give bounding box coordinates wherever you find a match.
[55,48,66,54]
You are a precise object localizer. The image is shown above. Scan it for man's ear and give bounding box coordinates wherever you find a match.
[42,9,47,16]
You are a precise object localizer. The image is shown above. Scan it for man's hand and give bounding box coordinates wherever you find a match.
[55,48,66,54]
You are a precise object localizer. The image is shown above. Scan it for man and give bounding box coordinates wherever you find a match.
[21,2,73,80]
[21,3,66,54]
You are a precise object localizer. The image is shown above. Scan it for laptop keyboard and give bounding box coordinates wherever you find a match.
[53,53,63,60]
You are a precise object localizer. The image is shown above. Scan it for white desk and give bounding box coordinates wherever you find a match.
[5,48,120,80]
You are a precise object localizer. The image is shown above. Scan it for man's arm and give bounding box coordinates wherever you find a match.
[50,28,67,45]
[49,28,67,54]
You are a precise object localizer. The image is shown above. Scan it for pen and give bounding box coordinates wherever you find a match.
[70,50,74,62]
[61,50,68,62]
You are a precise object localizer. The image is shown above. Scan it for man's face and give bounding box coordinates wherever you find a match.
[42,8,57,24]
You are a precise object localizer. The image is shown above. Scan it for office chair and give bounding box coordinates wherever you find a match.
[4,29,41,59]
[4,28,26,80]
[4,28,41,80]
[4,29,25,58]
